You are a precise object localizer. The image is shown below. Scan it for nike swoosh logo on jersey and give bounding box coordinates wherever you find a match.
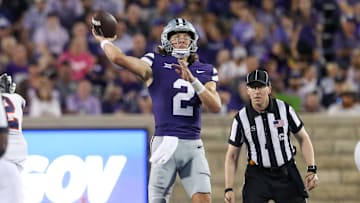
[196,70,205,74]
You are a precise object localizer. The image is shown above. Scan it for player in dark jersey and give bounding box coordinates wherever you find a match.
[92,18,221,203]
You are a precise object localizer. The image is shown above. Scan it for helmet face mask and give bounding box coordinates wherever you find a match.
[161,18,199,58]
[0,74,16,94]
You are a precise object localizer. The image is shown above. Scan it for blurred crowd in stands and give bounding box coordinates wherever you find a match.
[1,0,360,117]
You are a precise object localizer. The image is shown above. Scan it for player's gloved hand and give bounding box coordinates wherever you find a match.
[305,172,319,191]
[149,136,179,165]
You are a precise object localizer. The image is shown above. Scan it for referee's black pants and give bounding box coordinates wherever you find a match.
[242,160,308,203]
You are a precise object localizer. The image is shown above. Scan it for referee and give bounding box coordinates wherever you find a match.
[224,70,318,203]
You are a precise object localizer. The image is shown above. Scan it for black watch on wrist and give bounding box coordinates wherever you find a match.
[224,188,233,195]
[307,165,317,173]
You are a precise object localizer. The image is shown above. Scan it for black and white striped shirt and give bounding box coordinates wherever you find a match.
[228,97,303,168]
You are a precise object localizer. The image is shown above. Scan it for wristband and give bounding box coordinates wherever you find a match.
[307,165,317,173]
[224,188,233,195]
[100,40,112,50]
[191,78,206,94]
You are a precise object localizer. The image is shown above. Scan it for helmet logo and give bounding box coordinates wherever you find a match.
[175,18,186,26]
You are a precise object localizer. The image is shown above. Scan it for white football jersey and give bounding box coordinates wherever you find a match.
[1,93,27,167]
[0,95,7,128]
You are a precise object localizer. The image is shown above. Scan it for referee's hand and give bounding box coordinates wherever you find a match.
[224,190,235,203]
[305,172,319,191]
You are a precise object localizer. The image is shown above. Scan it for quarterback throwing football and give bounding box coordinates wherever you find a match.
[93,18,221,203]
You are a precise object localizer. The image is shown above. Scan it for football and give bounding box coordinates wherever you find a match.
[91,11,117,38]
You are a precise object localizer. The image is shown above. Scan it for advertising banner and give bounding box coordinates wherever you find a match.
[22,129,148,203]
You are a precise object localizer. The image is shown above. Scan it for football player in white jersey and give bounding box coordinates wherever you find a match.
[0,73,27,203]
[0,94,8,157]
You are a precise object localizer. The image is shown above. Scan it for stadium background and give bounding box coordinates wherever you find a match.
[24,114,360,203]
[1,0,360,202]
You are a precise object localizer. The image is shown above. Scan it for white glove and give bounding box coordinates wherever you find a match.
[355,141,360,171]
[150,136,178,165]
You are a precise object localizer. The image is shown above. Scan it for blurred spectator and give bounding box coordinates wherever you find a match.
[101,83,125,114]
[217,90,231,115]
[346,48,360,92]
[219,45,247,87]
[78,0,93,16]
[92,0,125,17]
[264,56,281,82]
[337,0,355,17]
[245,55,260,73]
[215,48,231,68]
[320,62,340,108]
[0,36,17,72]
[85,64,107,98]
[255,0,277,33]
[206,0,231,19]
[231,7,255,45]
[125,3,149,36]
[26,62,48,90]
[229,0,247,21]
[276,72,303,111]
[146,18,166,52]
[227,81,249,115]
[202,20,232,65]
[354,2,360,22]
[333,15,360,68]
[22,0,49,40]
[293,0,320,62]
[57,36,96,81]
[299,65,319,100]
[246,22,271,61]
[137,88,152,114]
[115,68,143,94]
[33,12,69,57]
[114,69,143,113]
[46,0,84,30]
[126,33,148,58]
[0,16,12,38]
[4,43,30,84]
[0,0,29,22]
[113,18,134,54]
[71,21,100,56]
[269,42,291,78]
[302,90,324,113]
[28,74,61,117]
[65,79,101,114]
[272,14,293,44]
[146,0,174,23]
[182,0,205,25]
[14,62,46,114]
[54,60,77,111]
[328,83,360,115]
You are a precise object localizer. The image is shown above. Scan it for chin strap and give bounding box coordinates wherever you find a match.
[171,48,190,59]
